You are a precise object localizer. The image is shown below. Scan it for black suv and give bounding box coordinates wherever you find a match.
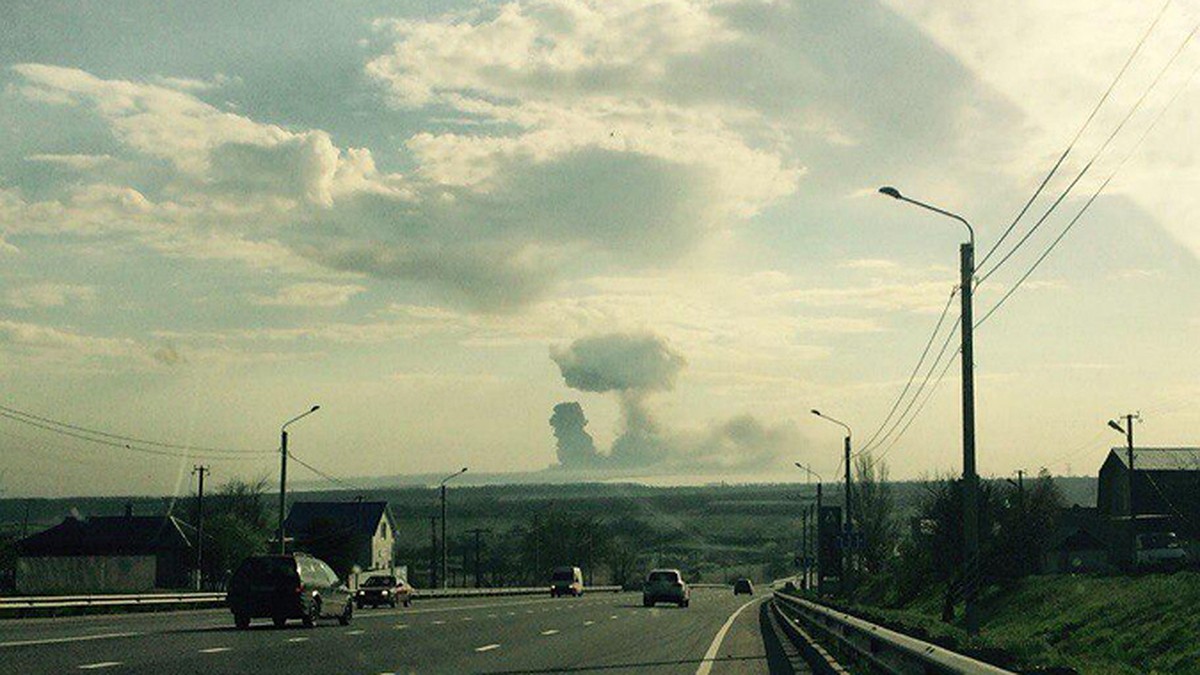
[227,553,353,629]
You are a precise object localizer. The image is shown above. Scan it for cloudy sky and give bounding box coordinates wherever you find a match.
[2,0,1199,497]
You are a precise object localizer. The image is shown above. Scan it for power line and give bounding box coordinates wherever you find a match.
[859,287,958,453]
[871,348,961,469]
[0,402,267,457]
[0,409,270,462]
[978,18,1200,287]
[286,451,367,493]
[865,314,961,455]
[975,57,1200,329]
[976,0,1173,271]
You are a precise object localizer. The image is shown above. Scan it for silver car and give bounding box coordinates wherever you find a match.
[643,568,690,607]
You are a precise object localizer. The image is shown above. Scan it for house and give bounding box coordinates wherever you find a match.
[16,506,194,593]
[1097,447,1200,538]
[282,501,396,577]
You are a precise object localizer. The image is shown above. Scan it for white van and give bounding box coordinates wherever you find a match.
[550,566,584,597]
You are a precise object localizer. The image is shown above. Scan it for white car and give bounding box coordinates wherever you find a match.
[643,568,690,607]
[1135,532,1188,569]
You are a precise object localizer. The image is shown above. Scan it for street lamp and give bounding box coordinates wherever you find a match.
[810,410,853,594]
[879,185,979,634]
[1108,414,1138,567]
[440,467,468,588]
[279,405,320,554]
[794,462,824,594]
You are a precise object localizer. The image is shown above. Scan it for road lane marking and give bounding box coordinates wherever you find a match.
[474,643,501,652]
[462,617,473,621]
[199,647,232,654]
[2,632,141,649]
[287,637,309,643]
[540,629,559,636]
[609,615,618,619]
[78,663,122,670]
[393,624,409,629]
[432,620,446,625]
[694,597,760,675]
[345,630,366,635]
[487,614,497,618]
[583,620,595,626]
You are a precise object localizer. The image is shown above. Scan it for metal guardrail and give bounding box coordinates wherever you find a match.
[0,585,624,618]
[772,591,1015,675]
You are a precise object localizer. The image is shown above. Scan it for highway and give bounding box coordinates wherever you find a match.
[0,589,804,674]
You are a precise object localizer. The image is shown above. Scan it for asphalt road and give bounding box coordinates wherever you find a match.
[0,589,804,674]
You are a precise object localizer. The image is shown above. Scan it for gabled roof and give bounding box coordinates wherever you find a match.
[283,501,390,539]
[19,515,193,556]
[1108,447,1200,472]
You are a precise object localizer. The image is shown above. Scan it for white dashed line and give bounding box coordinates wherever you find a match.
[540,629,560,636]
[199,647,232,654]
[609,615,618,619]
[3,633,140,649]
[432,620,446,625]
[474,643,501,652]
[583,620,595,626]
[462,617,473,622]
[393,624,409,630]
[77,663,122,670]
[286,637,309,643]
[345,630,366,635]
[487,614,497,618]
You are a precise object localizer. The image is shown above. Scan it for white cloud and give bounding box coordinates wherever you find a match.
[250,282,366,307]
[5,283,95,309]
[25,154,116,170]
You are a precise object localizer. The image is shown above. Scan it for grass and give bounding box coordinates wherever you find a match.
[841,572,1200,674]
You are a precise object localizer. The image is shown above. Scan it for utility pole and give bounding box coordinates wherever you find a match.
[960,238,980,636]
[192,465,209,590]
[279,405,320,554]
[843,433,852,594]
[878,186,978,635]
[467,528,491,588]
[429,515,439,589]
[532,514,541,586]
[801,507,809,589]
[1109,414,1139,567]
[438,468,467,589]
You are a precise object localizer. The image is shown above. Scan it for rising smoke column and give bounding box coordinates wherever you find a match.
[549,402,602,468]
[550,332,685,468]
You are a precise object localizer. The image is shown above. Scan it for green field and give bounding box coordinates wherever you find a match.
[839,572,1200,674]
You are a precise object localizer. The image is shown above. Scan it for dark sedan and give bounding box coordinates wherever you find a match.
[227,553,353,628]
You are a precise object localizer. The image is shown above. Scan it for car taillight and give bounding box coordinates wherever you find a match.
[295,583,304,595]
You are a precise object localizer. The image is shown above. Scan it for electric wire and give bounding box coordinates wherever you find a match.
[976,0,1173,271]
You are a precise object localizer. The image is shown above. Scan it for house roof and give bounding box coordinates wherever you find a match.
[19,515,193,556]
[283,501,390,539]
[1109,447,1200,472]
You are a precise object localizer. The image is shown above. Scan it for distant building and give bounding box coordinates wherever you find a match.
[283,501,396,577]
[16,506,194,594]
[1042,506,1111,574]
[1097,447,1200,538]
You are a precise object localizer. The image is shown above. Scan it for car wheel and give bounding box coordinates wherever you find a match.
[390,599,397,608]
[404,597,411,608]
[272,614,287,628]
[234,614,250,630]
[681,599,689,608]
[302,600,320,628]
[338,602,353,626]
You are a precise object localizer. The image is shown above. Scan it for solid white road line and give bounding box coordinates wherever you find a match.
[2,632,141,649]
[540,629,559,636]
[474,643,501,652]
[694,598,760,675]
[77,663,122,670]
[199,647,232,654]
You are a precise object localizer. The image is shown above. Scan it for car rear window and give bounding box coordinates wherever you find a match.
[364,576,395,587]
[551,570,574,581]
[232,557,298,588]
[648,571,678,582]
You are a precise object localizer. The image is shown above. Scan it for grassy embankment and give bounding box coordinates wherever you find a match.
[840,572,1200,674]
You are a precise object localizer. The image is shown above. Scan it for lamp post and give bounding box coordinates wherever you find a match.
[1108,414,1138,567]
[879,185,979,634]
[810,410,852,594]
[279,405,320,554]
[440,467,468,588]
[794,462,823,594]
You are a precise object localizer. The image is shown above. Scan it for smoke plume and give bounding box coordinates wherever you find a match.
[550,332,799,472]
[549,402,602,468]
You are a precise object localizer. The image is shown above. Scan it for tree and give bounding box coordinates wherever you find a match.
[197,478,272,584]
[852,453,899,575]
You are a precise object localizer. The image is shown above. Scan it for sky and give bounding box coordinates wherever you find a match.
[1,0,1199,497]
